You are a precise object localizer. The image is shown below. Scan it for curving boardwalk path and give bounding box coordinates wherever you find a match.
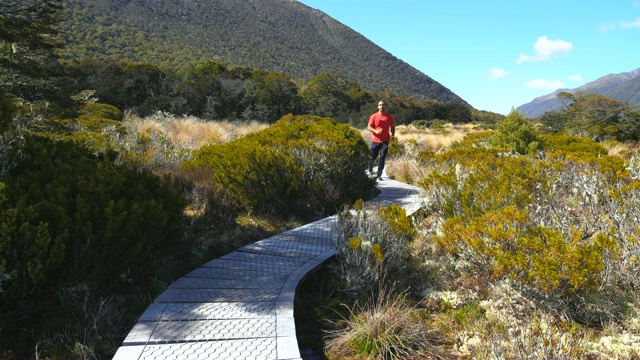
[113,174,423,360]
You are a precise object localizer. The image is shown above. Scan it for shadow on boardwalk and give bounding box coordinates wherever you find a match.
[113,175,423,360]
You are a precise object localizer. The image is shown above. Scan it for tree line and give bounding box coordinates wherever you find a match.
[64,58,477,127]
[537,91,640,141]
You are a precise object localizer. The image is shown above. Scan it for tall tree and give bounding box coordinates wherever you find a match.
[566,92,624,140]
[0,0,64,102]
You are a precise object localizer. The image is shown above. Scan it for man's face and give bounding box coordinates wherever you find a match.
[378,102,386,112]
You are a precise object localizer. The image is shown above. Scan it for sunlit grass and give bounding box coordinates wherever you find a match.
[382,123,484,183]
[124,112,269,152]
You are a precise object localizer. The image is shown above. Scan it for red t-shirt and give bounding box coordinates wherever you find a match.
[368,112,395,142]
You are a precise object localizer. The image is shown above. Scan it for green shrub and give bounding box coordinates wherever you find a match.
[0,136,185,357]
[184,114,375,219]
[542,133,608,155]
[42,103,126,154]
[490,109,542,154]
[421,132,636,324]
[421,146,540,221]
[78,102,124,122]
[437,207,618,294]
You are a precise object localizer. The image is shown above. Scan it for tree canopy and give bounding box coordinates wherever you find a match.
[0,0,64,103]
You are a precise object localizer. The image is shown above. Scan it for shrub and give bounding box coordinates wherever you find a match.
[420,132,637,324]
[542,132,608,155]
[490,109,542,154]
[332,201,419,300]
[420,147,540,221]
[436,207,618,295]
[184,114,375,219]
[0,136,185,357]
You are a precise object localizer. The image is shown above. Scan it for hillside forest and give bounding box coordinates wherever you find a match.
[1,1,640,359]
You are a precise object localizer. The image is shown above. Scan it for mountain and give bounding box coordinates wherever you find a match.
[58,0,467,106]
[517,67,640,118]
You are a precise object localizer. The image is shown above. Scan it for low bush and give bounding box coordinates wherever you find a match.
[184,114,376,219]
[332,201,420,301]
[490,110,542,154]
[420,132,639,327]
[437,207,618,295]
[0,136,186,357]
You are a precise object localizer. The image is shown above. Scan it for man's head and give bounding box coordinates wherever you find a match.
[377,100,387,113]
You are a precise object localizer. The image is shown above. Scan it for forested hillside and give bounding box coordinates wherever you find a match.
[58,0,468,106]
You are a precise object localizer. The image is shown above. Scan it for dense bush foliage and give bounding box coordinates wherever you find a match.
[0,136,185,357]
[184,114,376,219]
[490,109,542,154]
[420,133,639,324]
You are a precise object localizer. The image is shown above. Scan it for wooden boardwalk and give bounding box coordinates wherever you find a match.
[113,174,423,360]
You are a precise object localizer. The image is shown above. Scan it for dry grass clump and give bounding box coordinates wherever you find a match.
[360,123,482,154]
[123,111,268,151]
[379,124,483,184]
[326,294,448,360]
[385,155,431,185]
[395,123,481,153]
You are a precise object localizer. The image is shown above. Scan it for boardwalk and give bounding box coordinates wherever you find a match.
[113,175,423,360]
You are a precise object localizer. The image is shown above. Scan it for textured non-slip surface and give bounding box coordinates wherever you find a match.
[113,175,423,360]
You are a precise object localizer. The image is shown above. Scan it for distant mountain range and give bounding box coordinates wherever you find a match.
[517,67,640,118]
[58,0,468,106]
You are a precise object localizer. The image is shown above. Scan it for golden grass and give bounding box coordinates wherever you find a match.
[395,123,481,152]
[379,123,484,183]
[124,113,269,151]
[361,123,482,153]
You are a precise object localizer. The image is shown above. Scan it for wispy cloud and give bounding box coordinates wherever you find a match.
[621,16,640,29]
[517,36,574,64]
[568,74,582,82]
[488,68,509,79]
[525,78,566,90]
[599,16,640,32]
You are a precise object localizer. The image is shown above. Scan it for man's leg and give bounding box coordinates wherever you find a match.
[370,141,382,173]
[377,141,389,177]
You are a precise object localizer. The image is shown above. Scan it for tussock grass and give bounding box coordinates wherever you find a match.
[124,112,268,151]
[380,123,484,184]
[395,123,480,153]
[326,293,448,360]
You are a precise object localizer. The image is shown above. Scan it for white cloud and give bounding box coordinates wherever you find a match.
[621,17,640,29]
[488,68,509,79]
[517,36,574,64]
[525,79,566,89]
[568,74,582,82]
[598,22,617,33]
[599,16,640,32]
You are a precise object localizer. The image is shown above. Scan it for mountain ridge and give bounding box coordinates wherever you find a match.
[59,0,468,106]
[517,67,640,118]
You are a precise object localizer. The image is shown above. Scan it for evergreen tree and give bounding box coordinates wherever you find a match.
[0,0,64,102]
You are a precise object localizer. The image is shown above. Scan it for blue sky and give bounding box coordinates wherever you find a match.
[297,0,640,115]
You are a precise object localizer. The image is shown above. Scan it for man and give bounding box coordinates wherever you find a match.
[367,100,395,179]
